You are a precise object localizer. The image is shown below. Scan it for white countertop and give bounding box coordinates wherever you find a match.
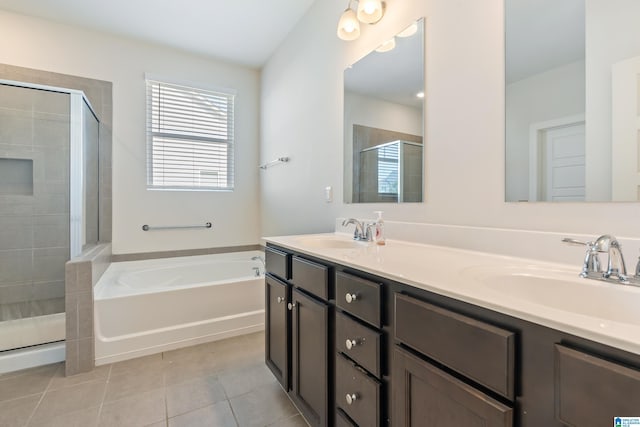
[265,233,640,356]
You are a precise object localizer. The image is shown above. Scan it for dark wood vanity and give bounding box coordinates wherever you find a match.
[264,243,640,426]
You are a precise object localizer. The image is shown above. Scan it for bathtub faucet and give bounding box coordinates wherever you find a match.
[252,255,265,276]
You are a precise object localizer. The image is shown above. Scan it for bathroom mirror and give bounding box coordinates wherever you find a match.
[344,19,424,203]
[505,0,640,202]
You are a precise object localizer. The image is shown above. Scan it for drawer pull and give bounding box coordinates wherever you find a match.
[345,339,359,350]
[345,393,358,405]
[345,293,358,303]
[288,303,296,310]
[276,296,284,304]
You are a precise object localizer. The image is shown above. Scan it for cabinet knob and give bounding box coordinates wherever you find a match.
[345,393,358,405]
[287,302,296,310]
[276,296,284,304]
[345,293,358,303]
[345,339,358,350]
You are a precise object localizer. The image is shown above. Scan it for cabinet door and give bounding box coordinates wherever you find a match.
[265,275,289,390]
[291,288,329,427]
[393,346,513,427]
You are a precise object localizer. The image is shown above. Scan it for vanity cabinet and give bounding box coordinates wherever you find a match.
[554,345,640,427]
[334,271,384,426]
[265,243,640,427]
[265,247,332,427]
[265,274,290,389]
[393,292,514,426]
[393,346,512,426]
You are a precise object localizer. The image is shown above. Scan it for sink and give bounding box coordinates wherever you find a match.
[292,235,369,250]
[465,266,640,326]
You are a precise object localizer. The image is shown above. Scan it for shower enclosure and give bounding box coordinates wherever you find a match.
[358,140,423,203]
[0,80,99,363]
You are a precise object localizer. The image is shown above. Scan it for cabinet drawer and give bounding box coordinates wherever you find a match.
[265,246,290,280]
[336,272,381,328]
[336,354,380,427]
[394,293,515,400]
[291,256,329,300]
[336,311,381,377]
[555,345,640,427]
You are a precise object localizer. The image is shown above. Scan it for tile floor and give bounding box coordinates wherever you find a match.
[0,332,307,427]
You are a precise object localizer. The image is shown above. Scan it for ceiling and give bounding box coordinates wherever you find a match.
[506,0,585,84]
[0,0,317,68]
[345,20,424,109]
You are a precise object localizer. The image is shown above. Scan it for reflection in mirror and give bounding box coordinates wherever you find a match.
[505,0,640,202]
[344,19,424,203]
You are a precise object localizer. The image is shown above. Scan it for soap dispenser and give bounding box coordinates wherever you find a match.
[373,211,386,245]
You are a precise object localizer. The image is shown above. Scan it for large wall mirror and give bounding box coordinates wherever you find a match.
[344,19,424,203]
[505,0,640,202]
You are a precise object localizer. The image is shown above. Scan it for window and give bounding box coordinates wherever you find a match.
[146,79,235,190]
[377,143,399,194]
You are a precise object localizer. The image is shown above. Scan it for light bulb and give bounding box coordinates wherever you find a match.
[357,0,384,24]
[416,91,425,99]
[337,8,361,41]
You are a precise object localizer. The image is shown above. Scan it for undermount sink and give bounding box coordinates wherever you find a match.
[292,235,369,250]
[465,266,640,326]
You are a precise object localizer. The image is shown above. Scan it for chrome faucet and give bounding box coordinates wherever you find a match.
[592,235,627,281]
[342,218,374,241]
[251,255,265,275]
[563,235,640,286]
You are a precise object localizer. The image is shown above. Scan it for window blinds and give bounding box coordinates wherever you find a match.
[146,80,235,190]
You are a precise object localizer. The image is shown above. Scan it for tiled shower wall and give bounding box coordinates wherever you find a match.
[0,84,70,323]
[0,64,113,375]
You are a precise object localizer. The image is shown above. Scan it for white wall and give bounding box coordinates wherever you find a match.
[261,0,640,239]
[343,91,423,202]
[0,10,260,254]
[505,60,585,201]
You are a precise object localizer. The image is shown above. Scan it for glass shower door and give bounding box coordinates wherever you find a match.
[0,83,70,351]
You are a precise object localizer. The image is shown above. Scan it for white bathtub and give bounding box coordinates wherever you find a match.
[94,251,265,365]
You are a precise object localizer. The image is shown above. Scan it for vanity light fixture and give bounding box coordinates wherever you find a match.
[337,1,361,41]
[337,0,386,41]
[397,22,418,38]
[375,37,396,53]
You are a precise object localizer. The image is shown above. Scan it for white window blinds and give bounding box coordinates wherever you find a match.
[146,79,235,191]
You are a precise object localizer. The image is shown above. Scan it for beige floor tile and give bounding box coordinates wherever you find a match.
[267,414,309,427]
[48,364,110,391]
[0,394,41,427]
[110,353,166,376]
[0,364,57,402]
[104,368,164,402]
[98,388,165,427]
[166,375,226,418]
[28,405,100,427]
[218,362,277,398]
[30,380,106,422]
[163,356,219,387]
[168,401,237,427]
[229,382,298,427]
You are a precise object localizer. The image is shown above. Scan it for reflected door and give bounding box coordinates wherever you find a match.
[543,123,585,201]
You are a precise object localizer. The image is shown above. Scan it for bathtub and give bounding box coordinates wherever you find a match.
[94,251,265,365]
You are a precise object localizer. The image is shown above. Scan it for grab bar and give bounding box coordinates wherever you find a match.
[142,222,212,231]
[259,157,290,170]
